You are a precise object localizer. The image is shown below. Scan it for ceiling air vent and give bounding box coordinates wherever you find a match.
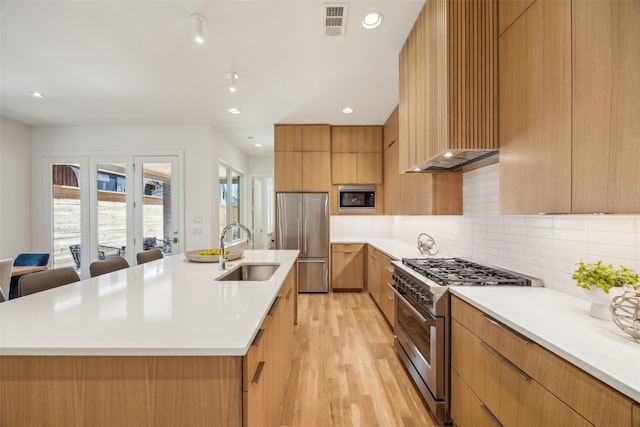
[323,3,348,37]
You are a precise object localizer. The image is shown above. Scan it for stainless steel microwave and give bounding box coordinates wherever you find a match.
[338,186,376,213]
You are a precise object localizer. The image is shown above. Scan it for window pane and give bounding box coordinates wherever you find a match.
[97,163,127,263]
[52,164,81,269]
[142,162,173,255]
[231,170,241,240]
[219,165,228,239]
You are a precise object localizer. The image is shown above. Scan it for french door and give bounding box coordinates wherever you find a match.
[46,155,181,277]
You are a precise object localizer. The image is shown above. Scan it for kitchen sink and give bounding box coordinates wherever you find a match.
[215,263,280,282]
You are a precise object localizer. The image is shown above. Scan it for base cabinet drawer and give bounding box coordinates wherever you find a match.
[451,296,636,427]
[451,368,496,427]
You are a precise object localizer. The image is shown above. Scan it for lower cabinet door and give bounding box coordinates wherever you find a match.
[450,368,496,427]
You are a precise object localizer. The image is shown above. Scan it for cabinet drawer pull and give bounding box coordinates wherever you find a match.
[252,361,266,384]
[251,328,265,347]
[385,283,394,300]
[384,266,394,273]
[285,287,293,300]
[481,341,532,381]
[480,404,504,427]
[481,314,531,344]
[268,297,281,316]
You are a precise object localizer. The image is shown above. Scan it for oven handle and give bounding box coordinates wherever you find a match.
[389,284,437,326]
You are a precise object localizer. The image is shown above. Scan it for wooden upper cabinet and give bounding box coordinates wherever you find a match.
[398,0,498,172]
[384,139,462,215]
[499,0,639,214]
[331,127,358,152]
[274,125,331,192]
[571,0,640,214]
[330,126,382,184]
[498,0,536,35]
[275,125,330,152]
[499,0,572,214]
[383,106,399,149]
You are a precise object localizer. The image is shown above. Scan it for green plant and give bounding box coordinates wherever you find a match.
[573,260,639,293]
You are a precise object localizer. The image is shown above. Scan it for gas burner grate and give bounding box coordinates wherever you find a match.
[402,258,532,286]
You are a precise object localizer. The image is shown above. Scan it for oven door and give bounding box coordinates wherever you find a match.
[393,286,445,400]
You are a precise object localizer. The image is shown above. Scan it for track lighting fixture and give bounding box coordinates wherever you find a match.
[227,72,239,92]
[191,14,207,44]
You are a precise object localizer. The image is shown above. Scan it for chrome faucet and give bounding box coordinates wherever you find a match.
[220,222,253,270]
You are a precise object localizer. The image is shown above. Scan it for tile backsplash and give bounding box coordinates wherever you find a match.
[331,163,640,299]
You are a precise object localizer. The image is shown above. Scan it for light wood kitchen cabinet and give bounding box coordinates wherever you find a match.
[244,266,297,427]
[331,126,382,184]
[398,0,498,172]
[451,296,637,427]
[384,137,462,215]
[499,0,572,214]
[331,243,365,291]
[275,125,331,192]
[499,0,640,214]
[498,0,536,35]
[366,246,395,328]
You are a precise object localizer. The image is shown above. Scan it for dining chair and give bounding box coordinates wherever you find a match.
[9,253,50,299]
[13,253,50,267]
[0,258,13,302]
[89,257,130,278]
[136,249,164,265]
[18,267,80,297]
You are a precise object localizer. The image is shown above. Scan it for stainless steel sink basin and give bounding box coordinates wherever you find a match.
[215,263,280,281]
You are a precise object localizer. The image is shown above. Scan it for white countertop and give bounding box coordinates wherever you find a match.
[0,250,299,356]
[451,287,640,403]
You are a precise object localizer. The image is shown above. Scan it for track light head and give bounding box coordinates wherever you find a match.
[191,14,207,44]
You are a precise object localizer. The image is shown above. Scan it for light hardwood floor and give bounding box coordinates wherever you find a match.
[280,292,437,427]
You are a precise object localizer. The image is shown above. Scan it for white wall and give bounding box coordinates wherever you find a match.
[0,117,33,259]
[30,124,248,252]
[331,163,640,299]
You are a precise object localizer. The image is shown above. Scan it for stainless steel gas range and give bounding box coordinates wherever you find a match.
[390,257,543,426]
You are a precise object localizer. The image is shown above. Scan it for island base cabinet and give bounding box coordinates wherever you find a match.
[0,355,243,427]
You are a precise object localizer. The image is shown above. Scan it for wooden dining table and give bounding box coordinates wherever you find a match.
[11,266,47,277]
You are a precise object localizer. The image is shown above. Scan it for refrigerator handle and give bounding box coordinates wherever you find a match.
[304,218,308,254]
[298,218,301,250]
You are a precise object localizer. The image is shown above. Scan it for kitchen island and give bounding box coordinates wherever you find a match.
[0,250,299,426]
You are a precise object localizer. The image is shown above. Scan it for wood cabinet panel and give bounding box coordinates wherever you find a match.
[633,403,640,427]
[450,368,496,427]
[331,244,365,290]
[331,127,358,152]
[383,140,462,215]
[331,153,357,184]
[275,126,302,151]
[367,249,379,302]
[572,0,640,213]
[377,255,395,327]
[274,152,302,192]
[302,125,331,152]
[302,151,330,191]
[330,126,382,185]
[383,106,399,148]
[452,296,635,427]
[498,0,536,35]
[0,356,243,427]
[499,0,572,214]
[357,126,383,153]
[357,152,382,184]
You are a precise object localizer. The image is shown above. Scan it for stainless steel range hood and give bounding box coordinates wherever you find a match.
[406,150,499,173]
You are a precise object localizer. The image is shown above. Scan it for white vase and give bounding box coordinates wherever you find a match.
[584,287,625,320]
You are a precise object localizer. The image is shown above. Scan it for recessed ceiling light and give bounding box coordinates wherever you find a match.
[228,107,241,114]
[29,91,44,98]
[254,143,262,148]
[342,107,354,114]
[443,151,454,158]
[362,12,382,29]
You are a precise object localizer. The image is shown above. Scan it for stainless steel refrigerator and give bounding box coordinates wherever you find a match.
[276,192,329,293]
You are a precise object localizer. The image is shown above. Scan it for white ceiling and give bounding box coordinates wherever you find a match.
[0,1,424,156]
